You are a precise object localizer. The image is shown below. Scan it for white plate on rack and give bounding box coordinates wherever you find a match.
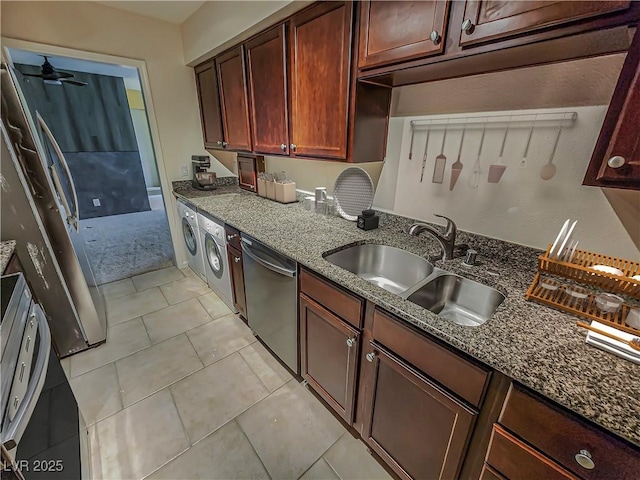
[557,220,577,260]
[549,219,570,259]
[333,167,375,221]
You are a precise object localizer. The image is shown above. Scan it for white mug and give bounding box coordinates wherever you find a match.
[315,187,327,203]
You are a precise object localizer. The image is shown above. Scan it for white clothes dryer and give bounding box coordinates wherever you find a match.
[176,198,206,281]
[197,211,236,312]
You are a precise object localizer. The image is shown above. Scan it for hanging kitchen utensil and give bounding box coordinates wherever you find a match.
[449,126,467,191]
[488,123,510,183]
[408,121,416,160]
[540,117,564,181]
[432,124,448,184]
[520,117,536,168]
[419,123,431,183]
[467,124,486,189]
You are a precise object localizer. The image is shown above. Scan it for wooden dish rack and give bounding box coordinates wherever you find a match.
[525,245,640,335]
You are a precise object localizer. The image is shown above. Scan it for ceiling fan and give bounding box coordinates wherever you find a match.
[19,56,88,87]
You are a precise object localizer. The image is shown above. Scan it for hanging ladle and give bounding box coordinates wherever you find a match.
[540,119,564,181]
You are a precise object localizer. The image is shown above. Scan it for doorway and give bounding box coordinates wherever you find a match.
[6,47,175,284]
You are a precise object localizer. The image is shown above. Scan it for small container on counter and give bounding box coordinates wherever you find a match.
[266,180,276,200]
[357,209,379,231]
[275,182,296,203]
[257,178,266,197]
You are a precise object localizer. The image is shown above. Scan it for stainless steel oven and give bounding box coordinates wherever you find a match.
[1,273,89,479]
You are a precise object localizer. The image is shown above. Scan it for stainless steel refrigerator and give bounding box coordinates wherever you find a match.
[1,61,107,356]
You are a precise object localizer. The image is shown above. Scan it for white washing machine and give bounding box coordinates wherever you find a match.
[198,211,237,312]
[176,198,206,281]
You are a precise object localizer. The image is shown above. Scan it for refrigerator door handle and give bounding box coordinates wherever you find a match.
[35,113,79,232]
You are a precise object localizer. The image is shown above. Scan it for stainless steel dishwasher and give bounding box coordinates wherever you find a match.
[241,234,298,373]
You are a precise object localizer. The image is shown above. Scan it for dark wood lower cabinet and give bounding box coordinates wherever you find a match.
[361,342,476,480]
[227,244,247,317]
[299,293,360,424]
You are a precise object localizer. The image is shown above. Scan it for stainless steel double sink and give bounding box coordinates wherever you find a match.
[324,244,505,327]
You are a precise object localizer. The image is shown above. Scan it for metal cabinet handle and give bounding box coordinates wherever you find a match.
[346,337,356,348]
[430,30,441,45]
[234,257,241,263]
[227,234,237,241]
[575,450,595,470]
[217,141,223,146]
[222,141,228,148]
[461,19,474,34]
[290,143,297,151]
[280,144,287,151]
[607,156,625,168]
[366,352,376,362]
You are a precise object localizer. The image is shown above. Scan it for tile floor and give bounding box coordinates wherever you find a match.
[64,266,391,480]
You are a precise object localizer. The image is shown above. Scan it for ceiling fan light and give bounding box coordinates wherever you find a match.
[43,79,62,86]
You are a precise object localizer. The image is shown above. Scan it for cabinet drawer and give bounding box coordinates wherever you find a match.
[486,425,577,480]
[499,384,640,480]
[372,308,490,407]
[299,268,363,329]
[224,225,241,250]
[480,464,505,480]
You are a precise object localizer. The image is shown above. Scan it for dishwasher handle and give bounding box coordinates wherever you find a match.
[241,241,297,278]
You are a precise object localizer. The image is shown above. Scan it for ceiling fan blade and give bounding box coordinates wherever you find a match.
[61,79,87,87]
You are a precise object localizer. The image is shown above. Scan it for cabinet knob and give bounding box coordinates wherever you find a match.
[366,352,376,363]
[575,450,595,470]
[280,144,287,151]
[461,19,474,34]
[234,257,241,263]
[216,141,223,146]
[290,143,297,151]
[222,141,228,148]
[346,337,356,348]
[430,30,441,45]
[227,234,237,241]
[607,156,625,168]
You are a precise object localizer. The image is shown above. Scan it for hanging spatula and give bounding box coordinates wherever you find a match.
[432,126,448,184]
[449,127,466,191]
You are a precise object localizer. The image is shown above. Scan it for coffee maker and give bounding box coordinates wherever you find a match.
[191,155,216,190]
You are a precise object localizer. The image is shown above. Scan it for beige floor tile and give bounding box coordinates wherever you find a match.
[70,363,122,426]
[100,278,136,300]
[300,458,339,480]
[197,292,233,319]
[238,380,346,480]
[60,356,71,379]
[148,421,269,480]
[160,275,211,305]
[324,434,391,480]
[240,342,293,392]
[187,314,256,366]
[106,287,168,326]
[143,298,212,344]
[170,353,269,444]
[132,266,184,292]
[70,317,151,378]
[116,334,203,407]
[90,389,189,480]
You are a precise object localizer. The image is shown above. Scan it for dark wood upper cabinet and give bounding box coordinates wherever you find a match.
[300,294,360,424]
[584,27,640,190]
[358,1,450,70]
[245,24,290,156]
[289,2,353,160]
[194,60,224,149]
[361,342,476,480]
[216,47,252,151]
[458,0,631,47]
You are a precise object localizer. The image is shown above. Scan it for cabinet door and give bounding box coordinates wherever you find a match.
[227,244,247,317]
[246,25,290,156]
[300,294,360,424]
[289,2,352,160]
[584,27,640,189]
[194,60,224,149]
[459,1,630,47]
[362,342,476,480]
[216,47,252,151]
[358,1,449,69]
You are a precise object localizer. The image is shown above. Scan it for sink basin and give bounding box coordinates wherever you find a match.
[324,244,434,295]
[407,273,505,327]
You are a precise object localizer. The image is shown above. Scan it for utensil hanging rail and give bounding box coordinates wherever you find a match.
[410,111,578,131]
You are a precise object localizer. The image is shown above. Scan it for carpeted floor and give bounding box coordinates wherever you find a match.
[79,206,174,285]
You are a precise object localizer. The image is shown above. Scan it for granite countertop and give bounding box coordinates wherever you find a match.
[1,240,17,273]
[173,183,640,447]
